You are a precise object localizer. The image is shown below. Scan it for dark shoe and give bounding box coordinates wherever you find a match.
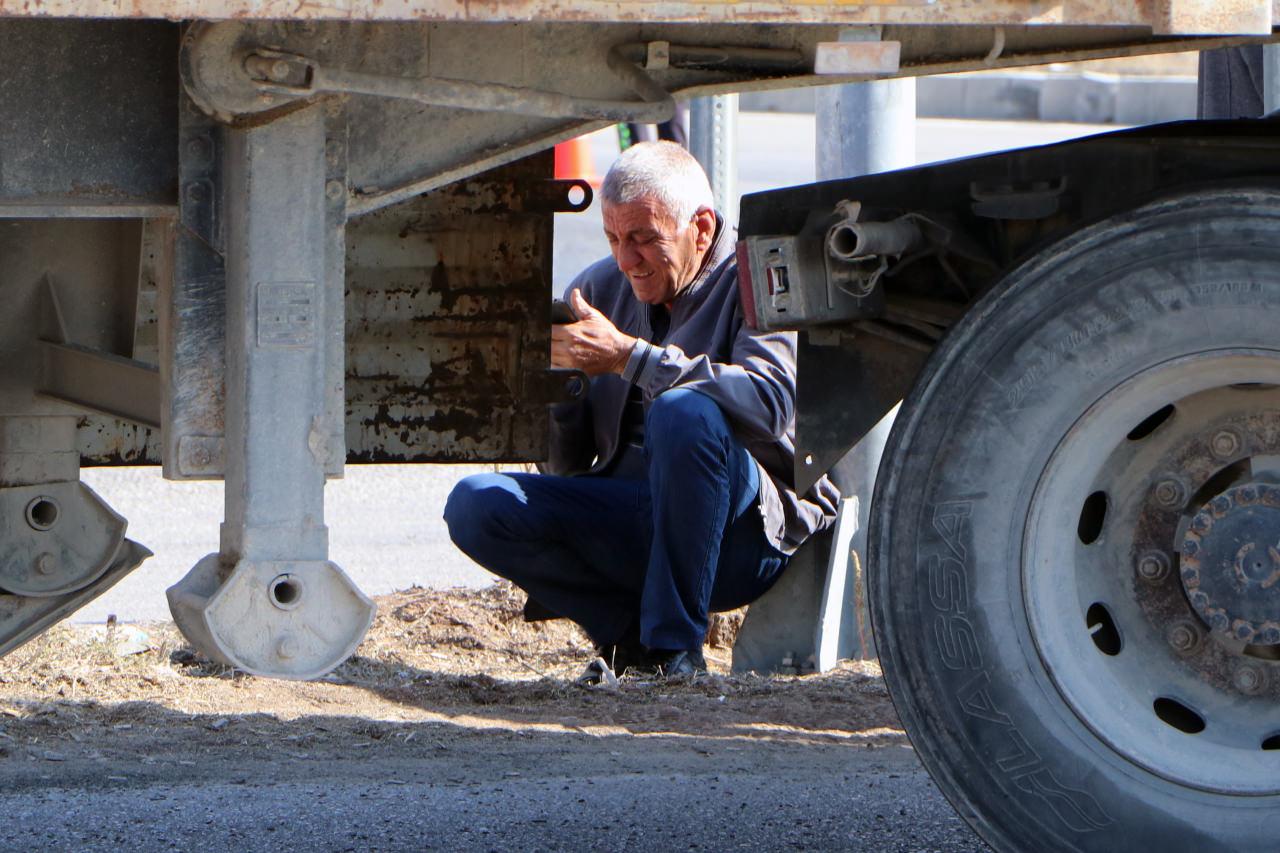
[598,627,660,676]
[654,648,707,678]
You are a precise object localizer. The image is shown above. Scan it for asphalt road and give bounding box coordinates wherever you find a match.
[79,114,1117,626]
[1,736,989,853]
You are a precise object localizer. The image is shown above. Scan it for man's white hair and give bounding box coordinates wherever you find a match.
[600,141,714,224]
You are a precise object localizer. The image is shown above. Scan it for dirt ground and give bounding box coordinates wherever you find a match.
[0,583,905,783]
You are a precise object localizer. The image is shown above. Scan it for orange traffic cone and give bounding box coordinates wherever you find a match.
[554,134,600,188]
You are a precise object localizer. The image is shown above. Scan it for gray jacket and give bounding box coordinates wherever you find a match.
[547,218,840,555]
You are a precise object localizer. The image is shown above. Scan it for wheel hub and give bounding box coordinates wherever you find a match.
[1181,483,1280,645]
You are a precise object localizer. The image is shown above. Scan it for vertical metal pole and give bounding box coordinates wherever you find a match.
[815,37,916,179]
[221,105,330,563]
[814,29,915,666]
[1264,44,1280,116]
[689,95,739,228]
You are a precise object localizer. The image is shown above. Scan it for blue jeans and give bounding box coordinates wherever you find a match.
[444,387,788,651]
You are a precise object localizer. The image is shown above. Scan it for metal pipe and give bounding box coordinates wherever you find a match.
[826,218,923,261]
[613,42,806,72]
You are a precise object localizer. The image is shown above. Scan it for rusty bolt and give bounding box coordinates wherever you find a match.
[1239,485,1259,505]
[35,554,54,576]
[1154,478,1186,509]
[1260,624,1280,645]
[244,54,294,83]
[325,180,345,201]
[1234,619,1259,644]
[1182,539,1200,559]
[184,182,207,203]
[1168,621,1202,654]
[185,137,211,162]
[1233,663,1267,695]
[1211,430,1242,459]
[1211,495,1232,516]
[276,635,299,660]
[1137,551,1171,583]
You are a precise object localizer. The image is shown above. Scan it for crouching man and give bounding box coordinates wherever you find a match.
[445,141,840,679]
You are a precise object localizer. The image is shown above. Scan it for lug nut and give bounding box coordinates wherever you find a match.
[1137,551,1171,583]
[1211,430,1241,459]
[1168,621,1202,654]
[1233,619,1258,643]
[1233,663,1267,695]
[1154,478,1186,509]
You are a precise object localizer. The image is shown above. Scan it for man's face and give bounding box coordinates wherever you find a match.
[601,197,713,306]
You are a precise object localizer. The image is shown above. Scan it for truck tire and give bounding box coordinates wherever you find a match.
[869,187,1280,852]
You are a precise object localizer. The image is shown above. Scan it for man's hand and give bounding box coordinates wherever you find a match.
[551,289,638,376]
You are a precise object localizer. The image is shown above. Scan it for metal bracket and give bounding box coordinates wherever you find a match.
[37,341,161,429]
[182,23,675,124]
[0,482,127,597]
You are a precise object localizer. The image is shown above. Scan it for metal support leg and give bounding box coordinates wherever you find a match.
[168,104,373,680]
[689,95,739,229]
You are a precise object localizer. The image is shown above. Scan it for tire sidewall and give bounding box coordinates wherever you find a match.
[871,188,1280,852]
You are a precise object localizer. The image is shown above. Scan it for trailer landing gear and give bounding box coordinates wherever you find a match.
[167,104,373,680]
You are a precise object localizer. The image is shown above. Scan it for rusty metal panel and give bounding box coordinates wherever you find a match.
[344,151,564,463]
[2,0,1275,30]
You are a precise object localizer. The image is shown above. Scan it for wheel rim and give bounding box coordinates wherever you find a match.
[1026,348,1280,795]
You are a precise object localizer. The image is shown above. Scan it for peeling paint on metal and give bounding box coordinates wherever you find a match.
[343,151,556,463]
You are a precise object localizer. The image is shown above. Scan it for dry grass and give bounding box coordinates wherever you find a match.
[0,583,899,752]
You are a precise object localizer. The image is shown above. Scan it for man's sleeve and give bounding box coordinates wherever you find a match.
[621,319,796,444]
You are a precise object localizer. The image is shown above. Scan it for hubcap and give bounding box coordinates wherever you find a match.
[1025,351,1280,794]
[1181,483,1280,645]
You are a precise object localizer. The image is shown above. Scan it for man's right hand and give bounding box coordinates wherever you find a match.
[551,289,638,376]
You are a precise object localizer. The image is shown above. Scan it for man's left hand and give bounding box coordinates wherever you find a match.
[551,289,638,376]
